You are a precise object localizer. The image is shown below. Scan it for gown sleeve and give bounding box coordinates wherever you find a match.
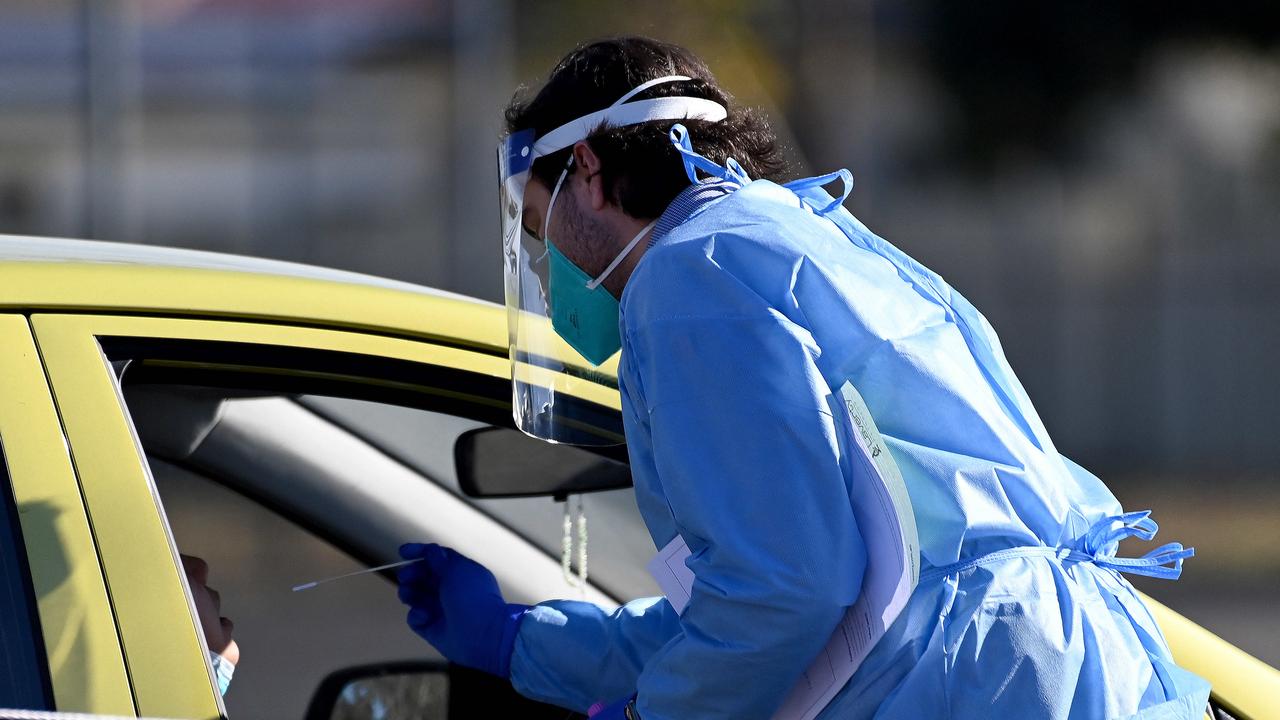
[509,596,683,712]
[624,245,869,719]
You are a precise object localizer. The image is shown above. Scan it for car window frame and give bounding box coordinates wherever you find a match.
[0,314,131,715]
[33,314,226,720]
[29,312,626,719]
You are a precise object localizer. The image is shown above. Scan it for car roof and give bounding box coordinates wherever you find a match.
[0,234,507,352]
[0,234,484,300]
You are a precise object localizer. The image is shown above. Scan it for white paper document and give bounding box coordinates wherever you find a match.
[647,381,919,720]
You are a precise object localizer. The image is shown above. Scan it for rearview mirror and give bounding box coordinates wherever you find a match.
[455,426,632,498]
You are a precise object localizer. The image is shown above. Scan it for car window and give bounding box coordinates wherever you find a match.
[121,380,617,719]
[150,453,435,719]
[0,440,54,710]
[63,320,630,718]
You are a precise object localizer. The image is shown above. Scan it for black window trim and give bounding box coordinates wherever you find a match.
[103,336,628,460]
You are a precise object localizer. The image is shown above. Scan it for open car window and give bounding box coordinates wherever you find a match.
[143,445,439,719]
[121,379,613,718]
[84,318,636,718]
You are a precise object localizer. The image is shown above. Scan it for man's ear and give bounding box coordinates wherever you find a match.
[572,141,608,211]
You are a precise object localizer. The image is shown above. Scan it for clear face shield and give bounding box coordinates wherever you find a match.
[500,129,621,446]
[499,75,728,445]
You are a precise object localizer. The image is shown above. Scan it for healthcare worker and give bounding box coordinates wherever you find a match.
[398,37,1211,719]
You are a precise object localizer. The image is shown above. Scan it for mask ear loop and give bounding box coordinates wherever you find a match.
[585,217,658,291]
[542,154,575,244]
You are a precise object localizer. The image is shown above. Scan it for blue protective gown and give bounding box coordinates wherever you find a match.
[509,176,1210,719]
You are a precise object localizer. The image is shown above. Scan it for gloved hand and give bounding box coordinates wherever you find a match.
[397,543,529,678]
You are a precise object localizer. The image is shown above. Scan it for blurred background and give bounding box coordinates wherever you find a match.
[2,0,1277,671]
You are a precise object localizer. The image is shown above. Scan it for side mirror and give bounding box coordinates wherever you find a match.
[305,661,588,720]
[455,426,631,498]
[304,660,448,720]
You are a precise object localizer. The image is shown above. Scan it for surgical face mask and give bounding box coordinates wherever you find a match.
[210,651,235,696]
[542,165,657,366]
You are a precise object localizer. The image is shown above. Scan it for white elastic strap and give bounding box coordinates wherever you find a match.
[542,157,573,241]
[586,218,658,290]
[611,74,691,106]
[532,96,728,159]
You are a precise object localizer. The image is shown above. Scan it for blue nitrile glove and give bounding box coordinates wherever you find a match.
[397,543,529,678]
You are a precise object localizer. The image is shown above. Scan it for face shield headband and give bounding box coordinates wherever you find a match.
[498,75,727,445]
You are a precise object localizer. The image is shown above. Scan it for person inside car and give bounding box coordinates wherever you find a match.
[181,554,238,696]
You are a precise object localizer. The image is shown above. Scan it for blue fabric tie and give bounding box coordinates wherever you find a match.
[923,511,1194,583]
[668,123,750,185]
[1074,510,1195,580]
[784,168,854,215]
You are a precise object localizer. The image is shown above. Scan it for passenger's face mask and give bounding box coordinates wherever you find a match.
[541,166,657,366]
[210,651,235,696]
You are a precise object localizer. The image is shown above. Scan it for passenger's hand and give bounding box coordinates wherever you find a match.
[397,543,528,678]
[182,554,240,665]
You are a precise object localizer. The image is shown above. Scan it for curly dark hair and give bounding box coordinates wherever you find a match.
[504,36,790,220]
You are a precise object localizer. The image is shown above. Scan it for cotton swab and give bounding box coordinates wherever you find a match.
[292,558,419,592]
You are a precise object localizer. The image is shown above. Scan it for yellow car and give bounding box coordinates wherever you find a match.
[0,235,1274,720]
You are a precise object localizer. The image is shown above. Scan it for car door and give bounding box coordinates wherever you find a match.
[30,312,629,719]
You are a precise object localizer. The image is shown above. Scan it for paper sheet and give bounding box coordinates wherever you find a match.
[647,381,919,720]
